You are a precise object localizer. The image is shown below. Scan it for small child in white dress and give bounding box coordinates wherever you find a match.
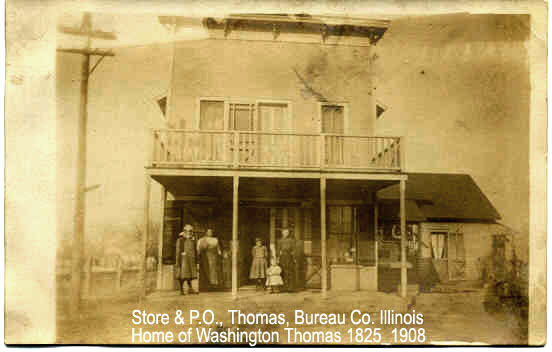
[265,258,284,293]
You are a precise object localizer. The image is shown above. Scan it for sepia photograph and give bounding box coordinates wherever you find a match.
[4,0,547,346]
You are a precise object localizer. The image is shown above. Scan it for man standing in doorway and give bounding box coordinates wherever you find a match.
[175,224,198,295]
[278,228,296,292]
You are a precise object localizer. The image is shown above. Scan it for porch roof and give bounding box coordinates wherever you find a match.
[151,175,397,201]
[377,173,501,221]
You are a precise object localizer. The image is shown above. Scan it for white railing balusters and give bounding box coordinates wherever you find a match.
[150,129,402,171]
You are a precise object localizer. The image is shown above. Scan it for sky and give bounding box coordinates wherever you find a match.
[374,13,531,257]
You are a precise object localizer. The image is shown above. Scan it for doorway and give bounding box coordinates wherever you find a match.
[238,208,270,287]
[321,103,346,165]
[430,231,466,282]
[237,206,306,290]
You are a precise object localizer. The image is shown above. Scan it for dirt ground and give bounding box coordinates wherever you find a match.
[56,289,527,346]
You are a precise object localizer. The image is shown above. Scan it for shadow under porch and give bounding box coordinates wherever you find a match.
[146,172,407,297]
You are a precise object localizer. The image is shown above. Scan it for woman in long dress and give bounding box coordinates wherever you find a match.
[278,228,296,292]
[221,244,232,289]
[197,228,222,291]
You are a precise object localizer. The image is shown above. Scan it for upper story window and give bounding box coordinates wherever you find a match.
[258,102,290,131]
[320,102,348,134]
[198,98,290,132]
[229,103,256,131]
[199,99,225,130]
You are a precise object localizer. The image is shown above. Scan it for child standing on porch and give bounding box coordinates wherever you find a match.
[249,238,268,290]
[266,258,283,293]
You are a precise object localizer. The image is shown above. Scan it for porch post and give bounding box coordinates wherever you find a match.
[294,208,302,240]
[374,195,379,267]
[232,175,239,299]
[269,208,276,259]
[141,174,152,300]
[156,186,167,290]
[320,176,328,297]
[399,179,407,298]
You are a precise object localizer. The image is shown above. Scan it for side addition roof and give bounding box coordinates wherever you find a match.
[377,173,501,222]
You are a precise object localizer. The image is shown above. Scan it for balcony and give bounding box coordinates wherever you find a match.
[150,129,403,172]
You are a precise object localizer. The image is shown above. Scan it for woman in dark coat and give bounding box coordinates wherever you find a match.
[197,228,222,291]
[278,228,296,292]
[175,224,198,295]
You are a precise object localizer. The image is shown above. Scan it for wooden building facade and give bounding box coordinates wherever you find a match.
[144,14,410,298]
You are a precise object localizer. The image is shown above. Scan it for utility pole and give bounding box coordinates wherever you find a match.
[57,12,116,315]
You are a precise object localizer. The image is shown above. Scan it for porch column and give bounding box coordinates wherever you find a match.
[294,208,302,240]
[374,195,379,268]
[232,175,239,299]
[141,174,152,299]
[269,208,276,259]
[400,179,407,298]
[320,176,328,297]
[156,186,167,290]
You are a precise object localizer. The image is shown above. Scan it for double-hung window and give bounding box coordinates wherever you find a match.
[198,98,291,164]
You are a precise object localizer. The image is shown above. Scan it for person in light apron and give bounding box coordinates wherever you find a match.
[197,228,222,291]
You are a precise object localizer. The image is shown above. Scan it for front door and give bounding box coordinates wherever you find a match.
[228,102,291,165]
[237,206,305,290]
[258,102,291,165]
[430,232,448,282]
[430,231,466,282]
[229,103,257,163]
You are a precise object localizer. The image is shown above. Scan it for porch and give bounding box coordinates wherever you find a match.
[143,172,410,299]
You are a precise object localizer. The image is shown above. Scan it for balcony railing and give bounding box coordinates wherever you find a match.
[151,129,402,171]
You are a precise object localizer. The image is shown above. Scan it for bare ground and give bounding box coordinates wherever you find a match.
[56,289,527,345]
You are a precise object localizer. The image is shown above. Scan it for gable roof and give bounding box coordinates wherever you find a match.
[377,173,501,222]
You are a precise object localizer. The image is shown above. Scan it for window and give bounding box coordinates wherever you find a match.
[199,99,290,132]
[321,104,345,134]
[329,206,354,234]
[328,206,358,264]
[228,103,255,131]
[199,100,225,130]
[258,102,290,131]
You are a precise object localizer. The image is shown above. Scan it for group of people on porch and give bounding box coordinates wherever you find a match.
[175,224,297,295]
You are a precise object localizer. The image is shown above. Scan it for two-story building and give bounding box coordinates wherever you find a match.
[144,14,410,298]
